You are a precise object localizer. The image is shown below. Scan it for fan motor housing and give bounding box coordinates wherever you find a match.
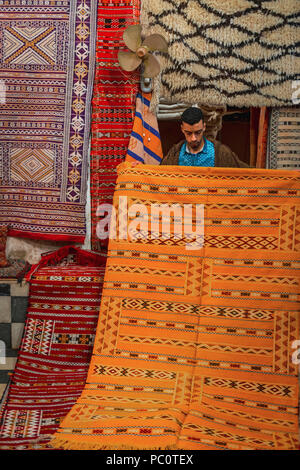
[136,46,148,58]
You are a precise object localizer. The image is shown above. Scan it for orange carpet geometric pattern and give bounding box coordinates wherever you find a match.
[51,164,299,450]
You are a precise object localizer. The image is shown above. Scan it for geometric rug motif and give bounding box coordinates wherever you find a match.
[90,0,140,251]
[267,107,300,170]
[51,164,300,450]
[0,251,106,449]
[141,0,300,109]
[125,92,163,165]
[0,0,98,242]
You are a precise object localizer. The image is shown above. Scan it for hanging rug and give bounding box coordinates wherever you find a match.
[51,163,299,450]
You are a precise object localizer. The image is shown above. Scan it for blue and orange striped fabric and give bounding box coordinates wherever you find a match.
[126,92,163,165]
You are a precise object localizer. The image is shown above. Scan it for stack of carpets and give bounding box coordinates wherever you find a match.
[90,0,140,251]
[51,164,299,450]
[0,247,106,449]
[0,0,98,242]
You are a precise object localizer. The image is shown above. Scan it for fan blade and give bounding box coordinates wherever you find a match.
[142,53,161,78]
[118,50,142,71]
[123,24,142,52]
[142,34,168,52]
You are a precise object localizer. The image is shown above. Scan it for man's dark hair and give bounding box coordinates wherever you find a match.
[181,107,204,125]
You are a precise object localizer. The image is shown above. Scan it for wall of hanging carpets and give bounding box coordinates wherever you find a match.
[0,0,97,242]
[267,107,300,170]
[141,0,299,110]
[90,0,140,251]
[51,163,299,450]
[0,246,106,450]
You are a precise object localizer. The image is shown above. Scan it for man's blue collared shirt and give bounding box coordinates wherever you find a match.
[178,139,215,167]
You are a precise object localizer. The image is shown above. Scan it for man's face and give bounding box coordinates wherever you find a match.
[181,120,206,153]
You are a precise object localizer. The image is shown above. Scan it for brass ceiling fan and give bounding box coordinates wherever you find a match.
[118,24,168,79]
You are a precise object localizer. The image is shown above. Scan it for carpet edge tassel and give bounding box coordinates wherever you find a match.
[49,437,178,451]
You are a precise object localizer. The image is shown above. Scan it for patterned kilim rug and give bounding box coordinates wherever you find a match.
[0,1,97,242]
[141,0,300,109]
[267,107,300,170]
[51,163,299,450]
[0,247,106,449]
[90,0,140,251]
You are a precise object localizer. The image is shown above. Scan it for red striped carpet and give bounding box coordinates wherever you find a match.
[0,247,106,450]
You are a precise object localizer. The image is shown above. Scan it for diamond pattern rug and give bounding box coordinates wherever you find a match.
[0,0,97,242]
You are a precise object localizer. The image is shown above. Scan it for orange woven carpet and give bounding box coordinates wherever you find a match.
[51,163,300,450]
[90,0,140,252]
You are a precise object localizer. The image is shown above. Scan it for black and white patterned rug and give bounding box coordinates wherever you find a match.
[141,0,299,108]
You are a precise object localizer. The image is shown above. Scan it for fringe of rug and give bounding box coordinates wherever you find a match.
[49,437,178,451]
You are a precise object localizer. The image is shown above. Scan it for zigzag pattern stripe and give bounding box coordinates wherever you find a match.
[141,0,300,106]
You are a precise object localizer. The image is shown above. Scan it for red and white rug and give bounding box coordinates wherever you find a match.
[0,247,106,449]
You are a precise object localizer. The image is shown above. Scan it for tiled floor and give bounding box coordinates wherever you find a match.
[0,280,29,401]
